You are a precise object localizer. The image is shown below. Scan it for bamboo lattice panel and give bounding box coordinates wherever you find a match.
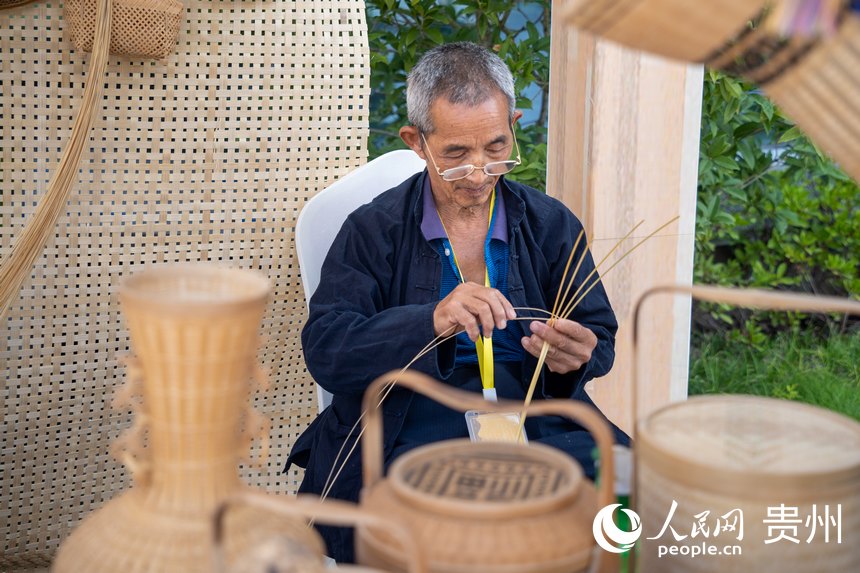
[0,0,369,567]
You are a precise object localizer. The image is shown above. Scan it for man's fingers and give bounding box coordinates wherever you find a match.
[432,283,517,340]
[553,318,593,343]
[528,320,567,347]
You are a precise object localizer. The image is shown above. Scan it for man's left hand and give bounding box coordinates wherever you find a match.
[521,318,597,375]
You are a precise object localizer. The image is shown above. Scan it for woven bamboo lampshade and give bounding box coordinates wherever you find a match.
[0,0,369,568]
[563,0,769,62]
[565,1,860,182]
[632,285,860,572]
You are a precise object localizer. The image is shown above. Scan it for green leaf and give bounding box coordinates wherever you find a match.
[778,126,804,144]
[713,156,739,171]
[426,27,444,44]
[733,122,760,139]
[760,98,775,122]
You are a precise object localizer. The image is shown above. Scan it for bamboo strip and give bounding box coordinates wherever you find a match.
[0,0,111,320]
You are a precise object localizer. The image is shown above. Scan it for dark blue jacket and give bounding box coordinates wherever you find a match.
[285,171,627,558]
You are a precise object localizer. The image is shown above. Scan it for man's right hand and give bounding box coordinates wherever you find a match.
[432,282,516,341]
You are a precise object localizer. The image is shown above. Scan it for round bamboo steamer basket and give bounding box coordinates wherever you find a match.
[637,395,860,573]
[355,370,618,573]
[563,0,769,62]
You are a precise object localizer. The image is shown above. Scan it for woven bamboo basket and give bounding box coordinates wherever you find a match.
[356,370,618,573]
[751,12,860,184]
[0,0,36,9]
[563,0,769,62]
[52,265,322,572]
[632,285,860,572]
[214,492,427,573]
[564,1,860,182]
[65,0,184,59]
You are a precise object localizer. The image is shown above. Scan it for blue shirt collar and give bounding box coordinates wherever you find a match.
[420,175,508,243]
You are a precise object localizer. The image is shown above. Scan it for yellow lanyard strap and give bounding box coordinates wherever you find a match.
[437,190,497,401]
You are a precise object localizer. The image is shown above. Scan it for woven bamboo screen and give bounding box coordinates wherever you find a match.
[0,0,369,568]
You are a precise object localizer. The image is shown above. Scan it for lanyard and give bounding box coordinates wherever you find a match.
[437,189,498,401]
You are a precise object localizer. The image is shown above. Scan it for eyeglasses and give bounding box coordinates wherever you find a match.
[420,123,522,182]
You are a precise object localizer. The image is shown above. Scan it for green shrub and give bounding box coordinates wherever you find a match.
[696,71,859,334]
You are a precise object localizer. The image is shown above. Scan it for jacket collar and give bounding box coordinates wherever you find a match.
[411,169,527,238]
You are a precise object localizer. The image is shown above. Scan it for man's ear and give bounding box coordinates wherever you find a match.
[512,109,524,125]
[400,125,427,160]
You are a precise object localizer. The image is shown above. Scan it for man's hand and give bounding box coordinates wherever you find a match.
[521,318,597,374]
[433,282,516,341]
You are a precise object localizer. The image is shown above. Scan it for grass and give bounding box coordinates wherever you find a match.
[688,330,860,422]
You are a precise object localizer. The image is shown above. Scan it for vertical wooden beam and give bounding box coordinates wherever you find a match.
[547,3,703,433]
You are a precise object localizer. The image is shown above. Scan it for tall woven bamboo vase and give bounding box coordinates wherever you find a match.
[356,369,619,573]
[52,265,322,572]
[563,0,860,184]
[630,285,860,573]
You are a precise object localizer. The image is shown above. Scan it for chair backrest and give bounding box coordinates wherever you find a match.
[296,149,426,411]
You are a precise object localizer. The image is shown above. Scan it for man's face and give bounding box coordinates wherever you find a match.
[418,92,518,212]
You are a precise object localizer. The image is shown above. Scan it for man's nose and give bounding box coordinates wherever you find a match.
[465,163,490,185]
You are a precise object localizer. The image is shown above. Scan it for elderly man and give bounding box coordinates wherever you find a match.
[285,41,629,562]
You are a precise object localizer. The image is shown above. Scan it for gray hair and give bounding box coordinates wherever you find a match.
[406,42,516,134]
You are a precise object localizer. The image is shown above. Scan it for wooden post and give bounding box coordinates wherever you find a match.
[547,7,703,433]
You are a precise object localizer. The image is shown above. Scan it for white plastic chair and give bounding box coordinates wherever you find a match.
[295,149,427,412]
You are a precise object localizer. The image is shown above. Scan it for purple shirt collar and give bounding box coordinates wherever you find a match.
[420,175,508,243]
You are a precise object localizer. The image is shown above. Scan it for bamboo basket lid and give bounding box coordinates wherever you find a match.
[638,395,860,499]
[389,440,584,517]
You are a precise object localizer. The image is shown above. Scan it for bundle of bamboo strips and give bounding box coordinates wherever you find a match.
[0,0,111,320]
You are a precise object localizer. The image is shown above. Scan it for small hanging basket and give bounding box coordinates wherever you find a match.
[0,0,39,10]
[65,0,184,59]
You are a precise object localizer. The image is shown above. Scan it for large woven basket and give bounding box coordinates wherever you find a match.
[632,285,860,572]
[65,0,184,59]
[356,370,618,573]
[750,12,860,183]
